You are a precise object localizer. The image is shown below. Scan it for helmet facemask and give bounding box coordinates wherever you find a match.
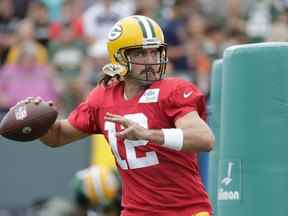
[115,44,168,84]
[104,15,168,86]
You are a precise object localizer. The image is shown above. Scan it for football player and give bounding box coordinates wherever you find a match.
[73,165,121,216]
[39,15,215,216]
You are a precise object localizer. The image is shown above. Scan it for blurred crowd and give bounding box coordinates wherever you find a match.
[1,0,288,215]
[1,0,288,117]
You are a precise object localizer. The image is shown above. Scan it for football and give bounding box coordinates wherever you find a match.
[0,101,58,141]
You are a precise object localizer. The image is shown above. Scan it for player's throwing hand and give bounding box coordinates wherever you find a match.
[104,112,150,140]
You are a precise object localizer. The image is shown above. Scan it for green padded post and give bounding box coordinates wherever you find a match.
[218,42,288,216]
[208,59,223,216]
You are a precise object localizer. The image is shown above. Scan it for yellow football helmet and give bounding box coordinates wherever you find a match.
[103,15,168,81]
[73,166,121,208]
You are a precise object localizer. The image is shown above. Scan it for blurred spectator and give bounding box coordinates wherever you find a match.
[49,0,84,41]
[85,40,109,88]
[27,1,51,47]
[186,14,207,41]
[268,8,288,41]
[0,0,17,65]
[166,13,210,88]
[201,0,251,19]
[225,28,248,46]
[6,19,48,64]
[162,0,190,75]
[134,0,162,23]
[203,23,226,60]
[246,0,272,42]
[13,0,32,19]
[68,0,85,20]
[279,0,288,7]
[42,0,64,22]
[82,0,134,49]
[49,21,87,113]
[81,0,134,93]
[0,43,58,115]
[185,39,211,96]
[185,0,204,14]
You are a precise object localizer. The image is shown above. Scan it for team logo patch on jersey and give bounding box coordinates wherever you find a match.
[108,23,122,41]
[139,89,160,103]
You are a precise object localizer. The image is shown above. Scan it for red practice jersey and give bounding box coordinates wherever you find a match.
[68,78,212,216]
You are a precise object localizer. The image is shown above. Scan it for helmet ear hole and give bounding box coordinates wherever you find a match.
[114,51,127,65]
[114,52,121,62]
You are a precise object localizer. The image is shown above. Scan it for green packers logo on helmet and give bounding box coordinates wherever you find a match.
[108,23,123,41]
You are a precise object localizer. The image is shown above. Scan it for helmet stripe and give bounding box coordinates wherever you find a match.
[138,16,153,38]
[135,16,156,38]
[134,16,148,38]
[90,166,106,203]
[146,18,156,38]
[139,16,153,39]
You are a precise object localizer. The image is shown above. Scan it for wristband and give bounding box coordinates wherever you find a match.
[161,128,183,151]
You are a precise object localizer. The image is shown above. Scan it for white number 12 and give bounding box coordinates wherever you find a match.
[104,113,159,170]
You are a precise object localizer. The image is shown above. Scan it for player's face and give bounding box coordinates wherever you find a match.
[125,48,162,85]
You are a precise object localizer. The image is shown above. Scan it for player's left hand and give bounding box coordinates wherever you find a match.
[104,112,150,140]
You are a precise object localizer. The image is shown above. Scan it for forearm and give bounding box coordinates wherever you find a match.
[145,129,164,145]
[39,119,89,147]
[180,127,214,152]
[39,120,66,148]
[145,128,214,152]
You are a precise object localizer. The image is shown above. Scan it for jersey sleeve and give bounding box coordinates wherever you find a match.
[162,81,206,122]
[68,86,102,134]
